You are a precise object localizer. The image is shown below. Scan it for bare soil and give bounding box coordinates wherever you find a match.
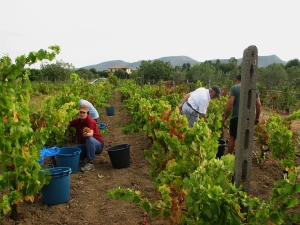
[1,92,300,225]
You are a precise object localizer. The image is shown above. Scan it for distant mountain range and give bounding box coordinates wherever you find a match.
[79,55,287,71]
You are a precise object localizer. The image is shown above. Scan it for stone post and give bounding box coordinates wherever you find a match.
[234,45,258,195]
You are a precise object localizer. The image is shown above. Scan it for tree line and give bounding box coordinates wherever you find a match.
[26,58,300,92]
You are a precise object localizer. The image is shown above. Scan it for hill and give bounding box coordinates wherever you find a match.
[79,55,287,71]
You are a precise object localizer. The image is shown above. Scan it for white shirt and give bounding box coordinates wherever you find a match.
[80,99,99,120]
[187,88,211,114]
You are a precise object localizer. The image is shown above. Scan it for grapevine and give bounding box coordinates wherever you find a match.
[0,46,60,220]
[110,81,300,224]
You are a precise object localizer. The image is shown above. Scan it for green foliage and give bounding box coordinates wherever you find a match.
[40,59,75,82]
[89,68,97,74]
[118,80,141,102]
[255,109,300,168]
[217,61,239,75]
[84,81,114,109]
[75,68,95,80]
[0,46,116,220]
[183,155,246,224]
[108,72,118,86]
[114,69,128,79]
[29,73,114,147]
[265,114,298,168]
[122,56,298,105]
[207,96,229,133]
[285,59,300,69]
[185,63,226,87]
[272,87,298,113]
[33,82,51,95]
[111,82,300,225]
[30,82,65,97]
[247,166,300,224]
[181,63,191,72]
[32,99,78,146]
[138,59,174,83]
[0,46,60,219]
[97,70,108,78]
[258,63,288,89]
[27,68,42,81]
[171,70,187,83]
[128,69,140,84]
[186,63,204,82]
[286,66,300,87]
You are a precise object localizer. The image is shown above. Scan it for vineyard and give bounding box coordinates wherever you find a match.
[1,48,300,224]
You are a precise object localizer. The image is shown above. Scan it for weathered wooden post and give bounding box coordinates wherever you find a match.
[234,45,258,197]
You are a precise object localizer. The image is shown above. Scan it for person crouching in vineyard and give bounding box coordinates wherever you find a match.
[222,74,261,154]
[178,85,221,128]
[69,104,104,172]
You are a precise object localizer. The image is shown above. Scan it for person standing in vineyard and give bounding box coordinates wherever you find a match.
[178,86,221,128]
[80,99,99,122]
[69,104,104,172]
[222,74,261,154]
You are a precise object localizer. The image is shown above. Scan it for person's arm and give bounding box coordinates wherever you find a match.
[222,96,235,126]
[178,93,191,110]
[69,118,77,127]
[255,97,262,125]
[83,120,96,137]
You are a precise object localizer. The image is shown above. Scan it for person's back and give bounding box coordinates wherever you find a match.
[179,86,221,128]
[79,99,99,120]
[188,87,210,114]
[230,84,241,119]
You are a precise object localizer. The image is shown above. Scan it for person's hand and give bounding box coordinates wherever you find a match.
[83,132,91,137]
[83,127,90,137]
[255,118,259,125]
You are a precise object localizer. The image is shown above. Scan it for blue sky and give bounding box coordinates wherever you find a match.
[0,0,299,69]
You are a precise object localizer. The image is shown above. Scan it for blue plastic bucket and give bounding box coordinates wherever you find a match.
[56,147,81,174]
[41,167,72,205]
[106,106,115,116]
[97,122,108,130]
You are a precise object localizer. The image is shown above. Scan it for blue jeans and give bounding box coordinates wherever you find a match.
[75,137,103,161]
[182,102,199,128]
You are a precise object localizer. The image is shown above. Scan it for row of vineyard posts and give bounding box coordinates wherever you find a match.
[0,46,115,220]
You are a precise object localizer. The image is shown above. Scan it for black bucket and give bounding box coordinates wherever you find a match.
[216,139,227,159]
[106,144,130,169]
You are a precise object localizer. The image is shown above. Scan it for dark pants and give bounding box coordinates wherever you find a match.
[229,117,238,138]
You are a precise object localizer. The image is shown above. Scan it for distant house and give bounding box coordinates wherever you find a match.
[107,65,133,74]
